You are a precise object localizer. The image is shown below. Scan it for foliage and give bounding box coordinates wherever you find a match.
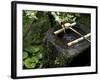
[23,11,52,69]
[51,12,80,23]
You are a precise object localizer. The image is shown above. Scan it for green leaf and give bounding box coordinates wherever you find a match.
[37,52,43,59]
[24,46,40,53]
[23,52,28,59]
[34,47,40,53]
[24,58,36,69]
[32,57,39,63]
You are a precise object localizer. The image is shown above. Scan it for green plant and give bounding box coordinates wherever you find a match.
[23,45,43,69]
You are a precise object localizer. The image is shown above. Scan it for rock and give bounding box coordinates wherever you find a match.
[43,23,90,68]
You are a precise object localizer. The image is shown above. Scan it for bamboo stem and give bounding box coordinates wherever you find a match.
[67,33,91,46]
[69,27,91,42]
[54,22,76,35]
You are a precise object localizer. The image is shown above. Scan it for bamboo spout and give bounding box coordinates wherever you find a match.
[54,22,76,35]
[67,33,91,46]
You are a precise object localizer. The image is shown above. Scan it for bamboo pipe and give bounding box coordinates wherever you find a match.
[69,27,91,42]
[54,22,90,42]
[54,22,76,35]
[67,33,91,46]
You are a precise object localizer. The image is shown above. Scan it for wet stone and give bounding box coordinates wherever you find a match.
[43,23,91,68]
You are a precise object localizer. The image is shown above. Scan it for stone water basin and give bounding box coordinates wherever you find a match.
[43,23,91,68]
